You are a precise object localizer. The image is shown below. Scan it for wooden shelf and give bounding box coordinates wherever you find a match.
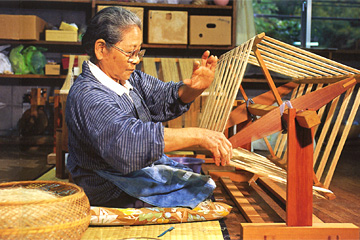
[0,0,237,62]
[142,43,233,50]
[0,74,66,79]
[95,1,233,10]
[0,40,81,46]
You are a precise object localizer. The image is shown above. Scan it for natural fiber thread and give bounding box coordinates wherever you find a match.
[0,187,58,203]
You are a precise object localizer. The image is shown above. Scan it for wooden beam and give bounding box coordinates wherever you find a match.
[293,110,321,129]
[286,108,313,227]
[281,109,321,129]
[219,177,265,223]
[257,177,324,223]
[228,77,357,148]
[292,74,360,84]
[253,47,283,105]
[225,81,298,129]
[241,223,359,240]
[247,103,277,116]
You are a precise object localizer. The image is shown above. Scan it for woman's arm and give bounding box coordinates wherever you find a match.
[164,127,232,167]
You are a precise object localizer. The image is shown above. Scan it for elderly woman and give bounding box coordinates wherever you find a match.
[66,6,232,208]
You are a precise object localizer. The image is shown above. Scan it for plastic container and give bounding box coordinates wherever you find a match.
[170,157,205,173]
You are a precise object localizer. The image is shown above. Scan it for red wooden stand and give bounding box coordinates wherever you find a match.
[240,108,359,240]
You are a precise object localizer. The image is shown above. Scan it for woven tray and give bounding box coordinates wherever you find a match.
[0,181,90,240]
[82,221,224,240]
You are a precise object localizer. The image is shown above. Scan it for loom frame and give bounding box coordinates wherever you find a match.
[198,32,360,239]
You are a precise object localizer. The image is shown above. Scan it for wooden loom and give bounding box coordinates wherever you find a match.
[54,36,360,238]
[198,33,360,239]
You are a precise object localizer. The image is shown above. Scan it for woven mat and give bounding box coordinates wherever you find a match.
[81,221,224,240]
[36,167,69,182]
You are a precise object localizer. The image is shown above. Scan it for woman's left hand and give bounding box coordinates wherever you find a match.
[183,50,218,91]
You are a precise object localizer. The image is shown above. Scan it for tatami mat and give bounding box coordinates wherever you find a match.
[36,167,69,182]
[82,221,224,240]
[37,168,225,240]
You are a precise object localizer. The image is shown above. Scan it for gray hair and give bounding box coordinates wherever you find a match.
[82,6,142,63]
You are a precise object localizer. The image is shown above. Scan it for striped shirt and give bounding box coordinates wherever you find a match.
[65,61,190,205]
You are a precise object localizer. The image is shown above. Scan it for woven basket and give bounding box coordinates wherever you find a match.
[0,181,91,240]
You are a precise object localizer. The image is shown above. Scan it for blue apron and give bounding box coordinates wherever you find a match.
[95,155,215,209]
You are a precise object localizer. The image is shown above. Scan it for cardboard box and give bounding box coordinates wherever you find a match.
[97,5,144,24]
[97,5,144,38]
[190,16,232,45]
[45,30,78,42]
[45,64,60,75]
[148,10,187,44]
[0,15,46,40]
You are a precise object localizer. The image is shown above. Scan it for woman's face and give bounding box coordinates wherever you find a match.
[97,25,143,85]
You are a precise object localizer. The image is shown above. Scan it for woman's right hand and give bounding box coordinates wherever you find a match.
[164,127,233,166]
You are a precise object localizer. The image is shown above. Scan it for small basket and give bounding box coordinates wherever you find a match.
[0,181,91,240]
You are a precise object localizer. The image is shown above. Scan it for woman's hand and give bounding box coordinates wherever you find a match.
[164,127,232,166]
[196,128,232,166]
[178,51,218,103]
[183,50,218,91]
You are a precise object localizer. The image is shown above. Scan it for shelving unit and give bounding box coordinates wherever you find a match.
[0,0,237,76]
[95,0,236,51]
[0,0,237,135]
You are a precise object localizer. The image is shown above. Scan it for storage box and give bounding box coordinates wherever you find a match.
[45,30,78,42]
[0,15,46,40]
[190,16,232,45]
[45,64,60,75]
[97,5,144,24]
[97,5,144,37]
[148,10,187,44]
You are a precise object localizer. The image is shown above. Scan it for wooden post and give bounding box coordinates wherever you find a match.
[286,108,313,226]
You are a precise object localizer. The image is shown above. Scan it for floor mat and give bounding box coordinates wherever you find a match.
[82,221,224,240]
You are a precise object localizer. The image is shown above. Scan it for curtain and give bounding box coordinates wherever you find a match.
[236,0,256,46]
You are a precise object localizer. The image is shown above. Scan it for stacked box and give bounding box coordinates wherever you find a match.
[97,5,144,24]
[0,15,47,40]
[148,10,188,44]
[45,64,61,75]
[45,30,78,42]
[190,16,232,45]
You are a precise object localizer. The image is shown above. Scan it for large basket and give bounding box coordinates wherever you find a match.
[0,181,91,240]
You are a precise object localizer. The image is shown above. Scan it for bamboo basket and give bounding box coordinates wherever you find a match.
[0,181,91,240]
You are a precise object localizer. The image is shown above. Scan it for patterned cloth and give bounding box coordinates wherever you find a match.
[65,62,199,206]
[90,200,232,226]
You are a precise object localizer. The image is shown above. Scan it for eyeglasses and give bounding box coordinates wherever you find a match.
[112,45,146,63]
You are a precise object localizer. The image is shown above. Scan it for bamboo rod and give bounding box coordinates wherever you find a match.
[257,45,334,77]
[211,45,243,131]
[263,36,360,74]
[217,40,254,132]
[254,53,315,78]
[313,96,340,168]
[199,48,229,128]
[316,87,354,180]
[259,41,350,76]
[324,87,360,188]
[248,55,301,79]
[205,49,235,130]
